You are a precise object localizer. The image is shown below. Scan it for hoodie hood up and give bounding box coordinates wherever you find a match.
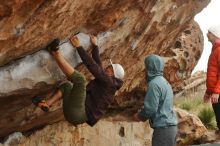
[144,55,164,82]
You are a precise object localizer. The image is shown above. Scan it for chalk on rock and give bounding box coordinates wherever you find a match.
[4,132,23,146]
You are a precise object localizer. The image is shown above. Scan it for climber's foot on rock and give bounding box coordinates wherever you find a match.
[46,38,60,52]
[32,96,49,112]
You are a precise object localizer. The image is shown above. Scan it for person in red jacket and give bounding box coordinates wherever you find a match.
[204,25,220,132]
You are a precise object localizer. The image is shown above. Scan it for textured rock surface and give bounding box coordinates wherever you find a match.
[0,33,88,94]
[175,71,206,97]
[4,120,152,146]
[1,108,207,146]
[0,0,210,138]
[0,20,204,94]
[176,108,207,146]
[0,0,208,93]
[163,23,204,93]
[0,21,204,95]
[201,131,220,145]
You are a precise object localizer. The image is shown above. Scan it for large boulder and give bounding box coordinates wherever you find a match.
[0,0,210,138]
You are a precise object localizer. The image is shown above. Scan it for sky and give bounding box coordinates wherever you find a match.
[193,0,220,73]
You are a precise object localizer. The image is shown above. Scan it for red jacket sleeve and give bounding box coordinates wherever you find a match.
[213,47,220,94]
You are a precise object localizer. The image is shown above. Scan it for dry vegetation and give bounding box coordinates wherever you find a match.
[174,84,217,130]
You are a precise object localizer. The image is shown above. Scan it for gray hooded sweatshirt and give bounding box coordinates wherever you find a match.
[138,55,177,128]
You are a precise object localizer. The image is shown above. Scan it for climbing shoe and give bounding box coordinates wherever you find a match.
[32,96,49,112]
[46,38,60,52]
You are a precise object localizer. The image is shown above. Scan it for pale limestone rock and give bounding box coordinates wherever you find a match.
[11,120,152,146]
[0,33,88,94]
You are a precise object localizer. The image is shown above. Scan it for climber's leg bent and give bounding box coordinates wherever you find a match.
[46,39,87,124]
[60,71,88,125]
[32,89,62,112]
[46,89,63,107]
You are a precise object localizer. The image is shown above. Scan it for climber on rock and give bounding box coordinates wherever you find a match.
[132,55,177,146]
[203,25,220,134]
[32,35,125,126]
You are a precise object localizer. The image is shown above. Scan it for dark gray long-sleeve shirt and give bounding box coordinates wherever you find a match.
[76,45,123,126]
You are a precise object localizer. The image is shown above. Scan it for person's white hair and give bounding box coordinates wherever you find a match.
[110,60,125,80]
[208,25,220,39]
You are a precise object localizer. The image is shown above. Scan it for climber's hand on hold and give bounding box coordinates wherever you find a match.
[70,36,81,48]
[90,35,97,46]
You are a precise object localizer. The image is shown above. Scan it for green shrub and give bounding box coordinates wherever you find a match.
[175,96,203,113]
[198,106,216,130]
[179,101,193,111]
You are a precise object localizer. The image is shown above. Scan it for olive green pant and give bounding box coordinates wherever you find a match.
[59,71,88,125]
